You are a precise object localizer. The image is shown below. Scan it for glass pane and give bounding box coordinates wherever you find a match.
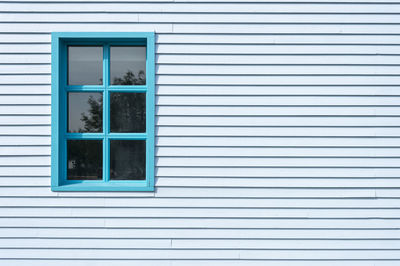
[68,46,103,85]
[67,140,102,180]
[110,140,146,180]
[68,92,103,133]
[110,93,146,133]
[110,46,146,85]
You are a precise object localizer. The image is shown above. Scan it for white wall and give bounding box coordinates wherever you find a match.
[0,0,400,265]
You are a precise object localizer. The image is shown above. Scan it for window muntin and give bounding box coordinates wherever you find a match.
[51,33,154,191]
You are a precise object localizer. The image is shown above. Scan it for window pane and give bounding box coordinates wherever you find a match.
[68,92,103,133]
[110,46,146,85]
[68,46,103,85]
[110,140,146,180]
[110,93,146,133]
[67,140,102,180]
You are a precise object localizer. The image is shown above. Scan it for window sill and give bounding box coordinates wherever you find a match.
[51,183,154,192]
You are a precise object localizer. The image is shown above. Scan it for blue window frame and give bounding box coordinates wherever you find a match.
[51,32,155,191]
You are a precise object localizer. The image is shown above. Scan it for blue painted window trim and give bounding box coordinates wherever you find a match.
[51,32,155,192]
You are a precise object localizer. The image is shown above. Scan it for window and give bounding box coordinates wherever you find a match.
[51,32,155,191]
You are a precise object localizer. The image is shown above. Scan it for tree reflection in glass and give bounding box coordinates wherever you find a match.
[110,140,146,180]
[67,140,102,180]
[110,93,146,133]
[68,92,103,133]
[110,46,146,85]
[67,69,147,181]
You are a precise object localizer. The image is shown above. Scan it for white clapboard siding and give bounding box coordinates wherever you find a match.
[1,0,400,265]
[156,34,400,44]
[156,96,400,106]
[0,85,51,94]
[156,127,400,137]
[0,262,395,266]
[155,147,400,157]
[2,207,400,218]
[0,197,398,208]
[1,217,400,229]
[1,227,399,239]
[155,86,400,96]
[156,54,400,65]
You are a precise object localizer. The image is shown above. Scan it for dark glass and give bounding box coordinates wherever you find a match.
[110,46,146,85]
[110,93,146,133]
[68,46,103,85]
[67,140,102,180]
[68,92,103,133]
[110,140,146,180]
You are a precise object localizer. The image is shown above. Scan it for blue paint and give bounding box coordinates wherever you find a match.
[51,32,155,192]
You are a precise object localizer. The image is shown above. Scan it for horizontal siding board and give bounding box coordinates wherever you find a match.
[0,146,50,155]
[155,137,400,147]
[0,156,49,166]
[1,217,400,229]
[0,54,50,64]
[140,13,400,23]
[0,166,50,176]
[2,207,400,218]
[173,24,400,34]
[0,197,397,208]
[0,116,50,125]
[155,177,400,188]
[2,3,400,13]
[156,54,400,65]
[156,147,400,157]
[155,167,397,178]
[0,13,140,23]
[0,126,51,136]
[156,86,400,96]
[0,228,398,239]
[156,34,400,44]
[0,23,173,32]
[0,249,240,259]
[156,75,400,85]
[1,249,400,260]
[163,106,393,116]
[0,262,395,266]
[156,96,400,106]
[0,186,376,198]
[0,261,396,266]
[0,106,51,115]
[3,13,400,24]
[156,44,400,55]
[0,85,51,94]
[0,44,49,53]
[156,116,400,127]
[0,238,397,250]
[172,238,400,249]
[0,64,50,74]
[0,238,171,249]
[0,95,50,105]
[157,65,400,75]
[0,187,154,197]
[156,127,400,137]
[0,75,50,85]
[155,187,376,198]
[155,157,400,167]
[0,33,50,43]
